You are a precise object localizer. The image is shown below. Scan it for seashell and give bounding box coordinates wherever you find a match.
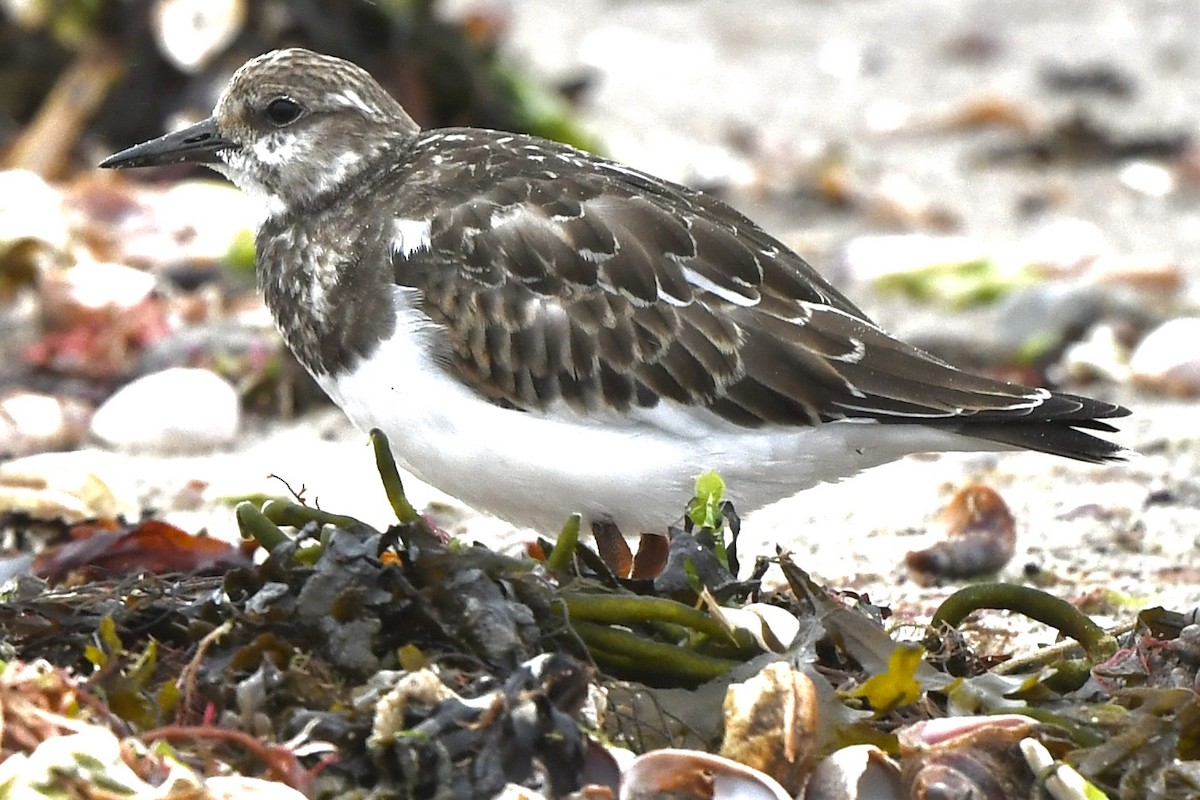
[721,603,802,652]
[580,739,629,794]
[906,483,1016,581]
[1130,317,1200,396]
[620,748,791,800]
[0,450,135,522]
[721,661,819,793]
[803,744,903,800]
[899,714,1038,799]
[0,390,92,457]
[491,785,547,800]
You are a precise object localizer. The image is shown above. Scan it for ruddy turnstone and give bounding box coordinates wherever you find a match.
[101,48,1128,535]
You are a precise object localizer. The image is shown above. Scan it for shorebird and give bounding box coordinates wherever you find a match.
[101,48,1128,535]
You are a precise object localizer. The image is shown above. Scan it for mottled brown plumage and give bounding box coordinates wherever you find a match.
[100,48,1129,535]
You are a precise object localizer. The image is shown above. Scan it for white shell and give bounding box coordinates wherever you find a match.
[1130,317,1200,395]
[620,748,791,800]
[803,744,903,800]
[722,603,802,652]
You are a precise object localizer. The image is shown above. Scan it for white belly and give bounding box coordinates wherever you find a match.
[315,290,983,534]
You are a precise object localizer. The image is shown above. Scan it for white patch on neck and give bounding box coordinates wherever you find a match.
[209,156,286,221]
[393,218,433,258]
[317,151,363,193]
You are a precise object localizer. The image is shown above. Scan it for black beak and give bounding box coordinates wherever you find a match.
[99,117,235,169]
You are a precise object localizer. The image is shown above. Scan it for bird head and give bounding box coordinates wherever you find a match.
[100,48,421,216]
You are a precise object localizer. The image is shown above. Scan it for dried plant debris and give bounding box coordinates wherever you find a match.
[0,439,1195,798]
[30,516,252,584]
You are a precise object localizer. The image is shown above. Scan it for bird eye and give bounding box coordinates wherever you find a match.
[265,97,304,126]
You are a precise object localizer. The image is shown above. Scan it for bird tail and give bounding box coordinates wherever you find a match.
[952,393,1130,464]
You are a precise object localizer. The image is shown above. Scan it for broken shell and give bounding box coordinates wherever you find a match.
[721,661,819,793]
[900,714,1035,749]
[0,170,69,249]
[366,669,459,749]
[620,748,791,800]
[905,483,1016,581]
[1130,317,1200,396]
[0,391,92,457]
[803,744,903,800]
[899,714,1038,798]
[581,739,629,794]
[492,785,547,800]
[722,603,802,652]
[0,450,135,522]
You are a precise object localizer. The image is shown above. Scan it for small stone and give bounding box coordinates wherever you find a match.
[153,0,246,74]
[0,170,68,249]
[1129,317,1200,396]
[56,260,157,311]
[0,391,92,457]
[1119,161,1175,198]
[90,367,240,452]
[1060,323,1132,384]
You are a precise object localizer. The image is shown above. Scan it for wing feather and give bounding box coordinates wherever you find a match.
[392,130,1127,461]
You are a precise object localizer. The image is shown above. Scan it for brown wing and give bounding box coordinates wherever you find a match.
[391,131,1127,460]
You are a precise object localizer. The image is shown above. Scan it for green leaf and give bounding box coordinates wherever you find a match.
[688,471,725,530]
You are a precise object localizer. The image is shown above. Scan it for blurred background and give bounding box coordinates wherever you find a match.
[0,0,1197,592]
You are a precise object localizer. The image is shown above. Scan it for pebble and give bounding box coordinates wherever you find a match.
[1129,317,1200,396]
[53,260,157,311]
[1119,160,1176,198]
[90,367,241,453]
[0,169,69,249]
[1059,323,1132,384]
[0,390,92,457]
[153,0,246,74]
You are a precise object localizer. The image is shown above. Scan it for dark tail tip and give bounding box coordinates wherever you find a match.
[960,394,1131,463]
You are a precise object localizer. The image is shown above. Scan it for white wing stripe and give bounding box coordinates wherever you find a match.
[680,266,759,307]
